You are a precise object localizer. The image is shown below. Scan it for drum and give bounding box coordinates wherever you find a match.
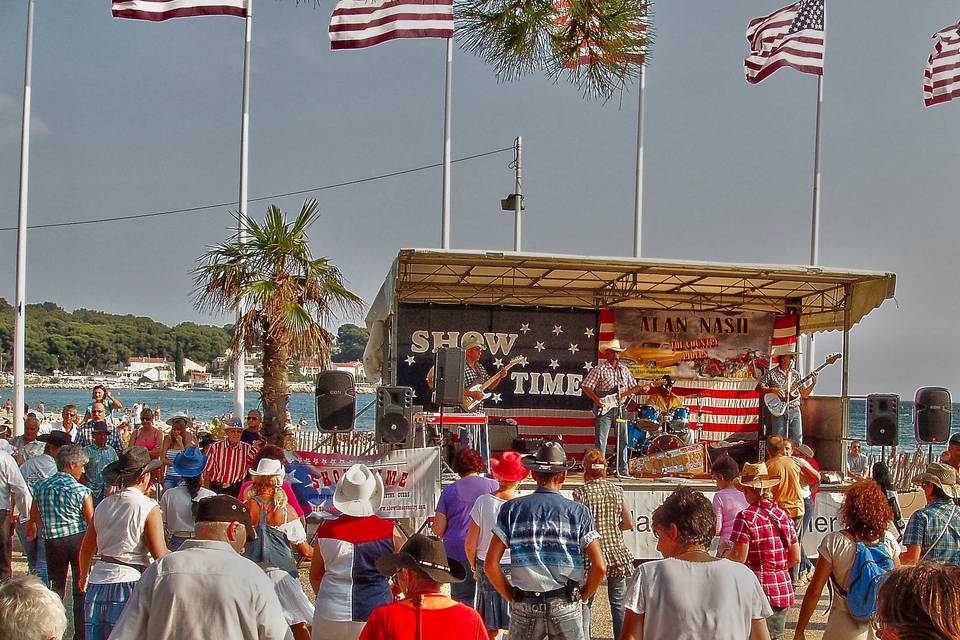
[667,406,691,431]
[645,434,685,456]
[627,421,649,450]
[635,405,662,430]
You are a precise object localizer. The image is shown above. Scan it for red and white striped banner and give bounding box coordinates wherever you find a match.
[329,0,453,50]
[112,0,248,21]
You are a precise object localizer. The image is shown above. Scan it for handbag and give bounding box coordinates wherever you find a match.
[243,496,299,578]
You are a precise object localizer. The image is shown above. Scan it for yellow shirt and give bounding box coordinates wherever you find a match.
[647,393,684,413]
[766,455,805,518]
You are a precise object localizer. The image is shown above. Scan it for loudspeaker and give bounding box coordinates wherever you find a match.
[434,347,465,407]
[315,371,356,432]
[866,394,899,447]
[376,386,414,445]
[915,386,952,444]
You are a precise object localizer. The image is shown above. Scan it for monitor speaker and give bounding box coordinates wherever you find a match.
[866,394,899,447]
[315,371,356,432]
[915,387,952,444]
[376,386,414,445]
[434,347,465,407]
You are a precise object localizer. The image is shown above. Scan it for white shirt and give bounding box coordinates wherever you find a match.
[109,539,288,640]
[159,485,216,536]
[19,453,57,491]
[470,493,510,563]
[0,450,31,521]
[90,487,158,584]
[625,557,772,640]
[49,422,80,441]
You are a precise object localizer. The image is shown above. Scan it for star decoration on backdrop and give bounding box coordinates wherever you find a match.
[518,356,529,367]
[568,343,580,354]
[519,323,531,334]
[493,358,504,368]
[491,393,502,403]
[552,325,564,335]
[534,341,546,352]
[584,327,595,338]
[583,361,595,371]
[549,359,560,370]
[404,355,416,365]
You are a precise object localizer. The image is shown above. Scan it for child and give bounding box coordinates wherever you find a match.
[711,454,749,557]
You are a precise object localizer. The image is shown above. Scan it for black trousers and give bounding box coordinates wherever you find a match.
[45,532,86,640]
[0,509,11,579]
[210,481,243,498]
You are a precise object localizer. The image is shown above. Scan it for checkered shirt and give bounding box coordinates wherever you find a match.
[903,498,960,565]
[76,421,124,457]
[32,472,92,540]
[582,361,636,396]
[572,478,635,578]
[759,366,805,411]
[729,500,797,608]
[84,444,119,497]
[457,362,489,411]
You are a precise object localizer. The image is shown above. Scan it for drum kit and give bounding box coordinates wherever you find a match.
[627,402,700,457]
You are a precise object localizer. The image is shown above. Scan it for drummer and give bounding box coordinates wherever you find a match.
[645,375,684,413]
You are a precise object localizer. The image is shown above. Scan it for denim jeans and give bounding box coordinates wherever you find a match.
[15,520,48,584]
[582,577,627,640]
[769,408,802,444]
[510,597,584,640]
[767,606,788,639]
[799,496,814,575]
[450,565,477,606]
[596,409,629,474]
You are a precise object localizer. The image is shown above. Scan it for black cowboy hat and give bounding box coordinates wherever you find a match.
[375,534,467,584]
[521,441,575,473]
[37,431,71,448]
[660,374,675,388]
[102,446,162,486]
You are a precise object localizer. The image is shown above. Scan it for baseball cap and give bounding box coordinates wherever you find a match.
[196,495,256,540]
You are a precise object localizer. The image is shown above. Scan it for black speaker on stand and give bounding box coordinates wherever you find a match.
[376,386,414,445]
[915,387,952,449]
[866,394,899,447]
[434,347,465,408]
[315,371,356,432]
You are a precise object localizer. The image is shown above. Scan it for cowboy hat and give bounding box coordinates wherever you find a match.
[172,447,208,478]
[735,461,779,490]
[196,495,256,541]
[602,339,627,352]
[796,444,815,458]
[490,451,530,483]
[249,458,285,478]
[521,441,575,473]
[333,463,385,517]
[461,335,486,351]
[912,462,959,498]
[772,346,799,358]
[102,445,162,486]
[375,533,467,583]
[37,431,71,448]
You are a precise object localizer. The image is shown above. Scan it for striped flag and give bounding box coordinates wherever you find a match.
[744,0,824,84]
[329,0,453,50]
[112,0,247,21]
[552,0,647,68]
[924,23,960,108]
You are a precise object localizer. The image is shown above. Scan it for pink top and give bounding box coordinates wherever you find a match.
[713,486,750,544]
[133,429,161,452]
[237,480,305,518]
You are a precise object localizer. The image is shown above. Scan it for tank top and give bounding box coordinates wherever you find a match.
[133,429,160,451]
[89,487,158,584]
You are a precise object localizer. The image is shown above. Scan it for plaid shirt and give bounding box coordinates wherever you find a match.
[903,498,960,565]
[582,361,636,397]
[33,472,91,540]
[730,500,797,608]
[204,439,254,485]
[759,365,805,411]
[572,478,635,577]
[84,444,119,499]
[76,421,124,457]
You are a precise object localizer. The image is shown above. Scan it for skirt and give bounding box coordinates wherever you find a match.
[84,581,138,640]
[476,561,511,631]
[266,568,315,626]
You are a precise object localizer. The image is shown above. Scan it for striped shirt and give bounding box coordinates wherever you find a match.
[33,472,91,539]
[84,444,119,499]
[204,439,253,485]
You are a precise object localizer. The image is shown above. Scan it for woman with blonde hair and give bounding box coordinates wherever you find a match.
[159,413,197,492]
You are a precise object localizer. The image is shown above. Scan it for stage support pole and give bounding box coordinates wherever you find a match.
[841,285,850,476]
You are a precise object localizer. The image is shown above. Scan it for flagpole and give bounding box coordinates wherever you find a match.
[233,0,252,421]
[806,10,825,376]
[13,0,35,438]
[441,37,453,249]
[632,64,646,258]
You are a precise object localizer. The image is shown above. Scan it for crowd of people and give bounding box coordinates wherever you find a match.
[1,386,960,639]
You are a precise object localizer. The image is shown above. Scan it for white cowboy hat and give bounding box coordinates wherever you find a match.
[249,458,285,478]
[603,339,627,352]
[333,463,385,517]
[461,335,486,351]
[165,412,191,427]
[772,346,799,358]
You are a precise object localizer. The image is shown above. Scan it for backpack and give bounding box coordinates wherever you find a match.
[830,533,894,622]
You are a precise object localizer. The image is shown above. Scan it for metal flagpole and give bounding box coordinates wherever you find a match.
[233,0,253,421]
[13,0,35,438]
[513,136,522,251]
[441,37,453,249]
[805,6,825,377]
[633,64,645,258]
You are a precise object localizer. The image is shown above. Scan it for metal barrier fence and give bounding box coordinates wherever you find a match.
[291,430,386,456]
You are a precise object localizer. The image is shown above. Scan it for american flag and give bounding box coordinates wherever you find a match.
[112,0,247,21]
[329,0,453,50]
[924,23,960,108]
[552,0,647,68]
[744,0,824,84]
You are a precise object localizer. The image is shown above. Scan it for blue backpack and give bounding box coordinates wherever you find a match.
[831,533,894,622]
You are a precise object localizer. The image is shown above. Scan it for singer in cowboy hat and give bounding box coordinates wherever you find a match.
[756,346,818,446]
[360,534,488,640]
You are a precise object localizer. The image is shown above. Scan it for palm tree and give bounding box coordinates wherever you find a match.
[194,199,362,443]
[456,0,651,99]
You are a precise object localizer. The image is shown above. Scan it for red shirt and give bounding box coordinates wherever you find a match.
[204,439,253,485]
[359,598,487,640]
[729,500,797,609]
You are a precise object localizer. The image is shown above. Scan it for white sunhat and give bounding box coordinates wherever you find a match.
[249,458,285,478]
[333,464,385,518]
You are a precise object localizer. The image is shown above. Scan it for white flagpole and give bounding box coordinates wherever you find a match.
[233,0,253,421]
[13,0,35,438]
[633,64,646,258]
[805,6,825,376]
[441,37,453,249]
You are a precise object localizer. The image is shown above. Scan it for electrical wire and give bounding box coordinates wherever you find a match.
[0,146,513,232]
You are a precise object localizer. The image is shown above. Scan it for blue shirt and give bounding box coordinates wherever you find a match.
[84,444,119,497]
[493,487,600,592]
[77,421,123,457]
[903,497,960,565]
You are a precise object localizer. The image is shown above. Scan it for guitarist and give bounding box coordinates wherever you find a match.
[426,335,512,413]
[582,339,648,476]
[755,348,817,445]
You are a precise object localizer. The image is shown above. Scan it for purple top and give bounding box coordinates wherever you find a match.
[436,475,499,561]
[713,486,750,544]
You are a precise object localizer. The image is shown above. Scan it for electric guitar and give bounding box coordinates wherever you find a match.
[597,382,652,415]
[462,357,524,411]
[763,353,841,416]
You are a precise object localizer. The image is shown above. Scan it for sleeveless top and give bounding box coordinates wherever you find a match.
[133,429,160,451]
[164,447,183,479]
[89,487,157,584]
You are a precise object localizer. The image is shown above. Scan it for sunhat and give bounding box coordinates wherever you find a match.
[102,446,162,486]
[521,441,575,473]
[490,451,530,483]
[92,421,110,433]
[333,463,384,517]
[461,335,486,351]
[735,461,779,490]
[225,418,244,431]
[172,447,208,478]
[912,462,959,498]
[249,458,285,478]
[602,338,627,352]
[796,444,815,458]
[166,413,190,427]
[375,533,467,584]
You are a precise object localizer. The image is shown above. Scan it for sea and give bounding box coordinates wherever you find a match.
[16,389,956,457]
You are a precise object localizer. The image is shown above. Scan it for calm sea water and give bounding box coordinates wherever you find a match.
[17,389,955,456]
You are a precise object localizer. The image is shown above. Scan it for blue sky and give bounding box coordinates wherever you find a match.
[0,0,958,398]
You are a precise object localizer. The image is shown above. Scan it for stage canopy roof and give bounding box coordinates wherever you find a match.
[369,249,896,334]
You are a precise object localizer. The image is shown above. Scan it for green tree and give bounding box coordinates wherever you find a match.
[336,324,369,362]
[193,199,363,443]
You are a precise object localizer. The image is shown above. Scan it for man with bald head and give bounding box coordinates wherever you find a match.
[76,403,123,456]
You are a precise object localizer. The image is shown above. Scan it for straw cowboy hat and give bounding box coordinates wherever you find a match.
[522,441,575,473]
[490,451,530,483]
[796,444,815,458]
[736,461,780,490]
[165,413,191,427]
[913,462,960,498]
[333,464,385,517]
[102,446,162,486]
[602,339,627,352]
[461,335,486,351]
[772,345,799,358]
[375,533,467,584]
